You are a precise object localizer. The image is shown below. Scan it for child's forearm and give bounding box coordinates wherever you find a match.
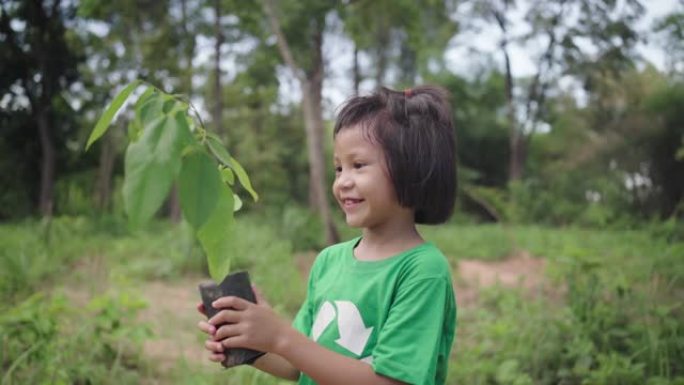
[252,353,300,381]
[273,328,405,385]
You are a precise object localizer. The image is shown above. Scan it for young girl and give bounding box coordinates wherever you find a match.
[198,85,457,385]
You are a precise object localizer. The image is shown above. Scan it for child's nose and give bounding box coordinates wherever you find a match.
[336,172,354,189]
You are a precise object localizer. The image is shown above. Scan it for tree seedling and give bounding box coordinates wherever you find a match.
[85,80,263,367]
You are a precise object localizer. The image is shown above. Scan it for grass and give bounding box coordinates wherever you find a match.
[1,215,682,384]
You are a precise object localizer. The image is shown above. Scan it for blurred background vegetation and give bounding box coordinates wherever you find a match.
[0,0,682,384]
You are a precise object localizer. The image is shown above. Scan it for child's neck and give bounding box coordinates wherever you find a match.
[355,223,423,261]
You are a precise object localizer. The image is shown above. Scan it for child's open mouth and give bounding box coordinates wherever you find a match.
[342,198,364,209]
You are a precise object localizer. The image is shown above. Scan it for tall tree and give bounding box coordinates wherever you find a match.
[341,0,457,89]
[169,0,200,221]
[213,0,224,136]
[78,0,185,214]
[0,0,81,217]
[653,5,684,76]
[262,0,339,245]
[461,0,644,182]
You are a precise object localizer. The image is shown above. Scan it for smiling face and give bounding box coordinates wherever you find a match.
[332,125,414,231]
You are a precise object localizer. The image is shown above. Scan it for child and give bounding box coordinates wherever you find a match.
[198,85,457,385]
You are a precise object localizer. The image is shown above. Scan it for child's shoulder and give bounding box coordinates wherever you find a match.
[305,238,356,280]
[321,237,357,254]
[401,242,452,279]
[315,237,357,263]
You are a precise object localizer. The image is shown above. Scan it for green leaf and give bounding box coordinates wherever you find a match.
[123,113,193,229]
[179,150,221,229]
[227,156,259,202]
[86,80,142,150]
[233,194,242,212]
[206,134,233,167]
[220,167,235,185]
[134,86,155,111]
[128,87,157,141]
[197,186,235,282]
[139,93,166,127]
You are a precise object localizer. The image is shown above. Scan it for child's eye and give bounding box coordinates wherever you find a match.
[353,162,365,169]
[334,166,342,173]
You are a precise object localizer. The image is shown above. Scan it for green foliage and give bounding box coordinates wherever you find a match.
[197,186,236,281]
[0,291,150,385]
[3,216,683,384]
[0,216,104,303]
[421,223,513,261]
[162,360,286,385]
[123,112,192,228]
[86,80,143,150]
[86,81,257,282]
[442,222,684,385]
[179,150,222,229]
[279,205,325,251]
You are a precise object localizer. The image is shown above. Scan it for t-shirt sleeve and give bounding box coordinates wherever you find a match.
[372,276,454,385]
[292,290,312,336]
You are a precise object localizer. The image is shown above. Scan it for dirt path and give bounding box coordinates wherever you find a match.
[295,250,549,308]
[453,251,548,306]
[136,276,212,372]
[63,251,548,376]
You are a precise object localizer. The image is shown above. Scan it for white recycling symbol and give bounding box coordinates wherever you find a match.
[311,300,374,360]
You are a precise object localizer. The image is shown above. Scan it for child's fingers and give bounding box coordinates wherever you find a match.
[196,302,207,316]
[205,339,224,353]
[209,353,226,362]
[214,323,241,341]
[208,309,240,326]
[198,320,216,335]
[212,296,250,310]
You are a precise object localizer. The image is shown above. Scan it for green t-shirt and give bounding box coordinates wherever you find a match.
[293,237,456,385]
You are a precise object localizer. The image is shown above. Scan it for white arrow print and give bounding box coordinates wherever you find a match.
[334,301,374,356]
[312,301,336,341]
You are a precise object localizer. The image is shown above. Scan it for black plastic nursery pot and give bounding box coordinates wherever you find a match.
[198,271,266,368]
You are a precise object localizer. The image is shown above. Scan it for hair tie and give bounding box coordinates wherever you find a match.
[404,88,413,98]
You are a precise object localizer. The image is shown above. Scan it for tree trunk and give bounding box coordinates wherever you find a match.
[353,46,361,95]
[213,0,223,135]
[494,10,524,182]
[301,86,338,244]
[505,54,524,182]
[375,33,388,87]
[168,185,182,222]
[399,41,417,86]
[262,0,339,244]
[169,0,196,222]
[303,24,339,245]
[37,108,55,217]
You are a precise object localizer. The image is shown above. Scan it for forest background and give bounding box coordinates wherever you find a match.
[1,0,683,384]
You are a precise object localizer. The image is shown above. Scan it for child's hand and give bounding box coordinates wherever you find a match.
[196,302,207,316]
[197,302,228,362]
[208,285,291,354]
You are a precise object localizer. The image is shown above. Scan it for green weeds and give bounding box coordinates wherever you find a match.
[0,291,151,385]
[1,217,682,384]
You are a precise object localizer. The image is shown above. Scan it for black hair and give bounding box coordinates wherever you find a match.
[333,85,457,224]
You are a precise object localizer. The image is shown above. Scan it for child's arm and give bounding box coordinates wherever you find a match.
[210,296,407,385]
[253,353,299,380]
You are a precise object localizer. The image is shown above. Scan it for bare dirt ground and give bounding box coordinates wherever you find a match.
[295,249,548,308]
[63,251,548,376]
[454,250,548,307]
[136,276,213,371]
